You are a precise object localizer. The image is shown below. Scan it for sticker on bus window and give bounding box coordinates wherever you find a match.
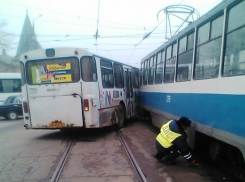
[31,63,72,84]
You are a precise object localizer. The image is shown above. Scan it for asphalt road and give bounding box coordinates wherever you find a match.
[0,117,240,182]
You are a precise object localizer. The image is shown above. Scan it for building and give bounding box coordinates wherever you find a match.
[0,10,42,73]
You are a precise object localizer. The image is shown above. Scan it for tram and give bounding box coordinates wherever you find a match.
[0,73,21,105]
[139,0,245,178]
[20,48,139,129]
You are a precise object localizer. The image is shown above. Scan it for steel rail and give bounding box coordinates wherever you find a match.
[116,130,147,182]
[50,139,74,182]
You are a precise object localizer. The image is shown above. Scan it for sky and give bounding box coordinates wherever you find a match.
[0,0,223,67]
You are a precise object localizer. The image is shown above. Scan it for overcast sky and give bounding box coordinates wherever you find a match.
[0,0,223,67]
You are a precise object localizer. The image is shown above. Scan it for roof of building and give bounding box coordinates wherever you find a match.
[15,11,42,57]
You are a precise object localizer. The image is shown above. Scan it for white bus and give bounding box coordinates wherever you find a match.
[20,48,139,129]
[0,73,21,105]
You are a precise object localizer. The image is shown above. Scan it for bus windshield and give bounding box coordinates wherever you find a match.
[26,57,80,85]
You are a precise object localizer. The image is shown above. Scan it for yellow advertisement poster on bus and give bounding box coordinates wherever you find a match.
[31,63,72,84]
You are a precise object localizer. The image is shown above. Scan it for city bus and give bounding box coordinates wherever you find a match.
[20,48,139,129]
[139,0,245,179]
[0,73,21,105]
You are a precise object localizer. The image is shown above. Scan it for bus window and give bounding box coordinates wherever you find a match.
[81,56,97,82]
[100,59,114,88]
[20,62,26,86]
[155,51,164,84]
[194,15,223,79]
[132,68,139,88]
[177,32,194,82]
[0,79,21,93]
[223,1,245,77]
[26,57,80,85]
[113,63,124,88]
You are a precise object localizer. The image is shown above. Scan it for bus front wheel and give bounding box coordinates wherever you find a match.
[116,104,125,129]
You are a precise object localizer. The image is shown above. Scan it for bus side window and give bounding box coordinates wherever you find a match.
[113,63,124,88]
[100,59,114,88]
[81,56,97,82]
[0,80,3,92]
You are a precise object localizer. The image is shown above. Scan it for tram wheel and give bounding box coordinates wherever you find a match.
[116,104,125,129]
[209,140,222,165]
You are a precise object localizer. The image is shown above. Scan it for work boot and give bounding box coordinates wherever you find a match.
[152,152,163,160]
[161,157,176,165]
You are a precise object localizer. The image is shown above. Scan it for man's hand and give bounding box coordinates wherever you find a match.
[191,159,196,165]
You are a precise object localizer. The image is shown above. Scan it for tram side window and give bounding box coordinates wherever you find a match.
[81,56,97,82]
[177,32,194,82]
[148,57,155,85]
[113,63,124,88]
[194,15,223,80]
[223,1,245,77]
[140,63,143,86]
[164,43,177,83]
[100,59,114,88]
[155,51,164,84]
[143,60,148,85]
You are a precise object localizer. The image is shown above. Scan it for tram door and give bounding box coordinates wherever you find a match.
[124,69,134,118]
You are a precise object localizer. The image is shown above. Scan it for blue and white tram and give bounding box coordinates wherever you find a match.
[139,0,245,176]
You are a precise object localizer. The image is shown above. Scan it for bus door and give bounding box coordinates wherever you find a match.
[25,57,84,129]
[124,69,134,118]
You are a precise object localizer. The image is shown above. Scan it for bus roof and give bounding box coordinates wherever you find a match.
[20,47,139,69]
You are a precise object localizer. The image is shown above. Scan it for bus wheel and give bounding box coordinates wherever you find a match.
[116,104,125,129]
[7,111,18,120]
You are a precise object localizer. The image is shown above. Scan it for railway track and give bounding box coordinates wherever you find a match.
[50,130,147,182]
[50,137,74,182]
[116,130,147,182]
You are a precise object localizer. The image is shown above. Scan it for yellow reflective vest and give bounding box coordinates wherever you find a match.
[156,121,181,148]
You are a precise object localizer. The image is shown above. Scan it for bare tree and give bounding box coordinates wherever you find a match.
[0,19,13,51]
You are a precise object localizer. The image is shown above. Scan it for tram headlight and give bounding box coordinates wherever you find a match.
[84,99,89,111]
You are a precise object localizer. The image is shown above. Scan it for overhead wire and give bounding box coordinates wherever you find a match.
[127,0,185,64]
[0,0,152,30]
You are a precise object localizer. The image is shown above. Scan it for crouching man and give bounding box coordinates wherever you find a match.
[154,116,196,165]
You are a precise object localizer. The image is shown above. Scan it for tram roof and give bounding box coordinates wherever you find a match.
[141,0,234,61]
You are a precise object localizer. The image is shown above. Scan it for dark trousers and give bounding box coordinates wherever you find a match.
[155,140,180,161]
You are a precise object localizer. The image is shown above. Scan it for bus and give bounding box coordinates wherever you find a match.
[139,0,245,179]
[20,48,139,130]
[0,73,21,105]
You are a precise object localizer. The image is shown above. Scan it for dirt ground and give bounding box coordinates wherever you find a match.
[121,119,240,182]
